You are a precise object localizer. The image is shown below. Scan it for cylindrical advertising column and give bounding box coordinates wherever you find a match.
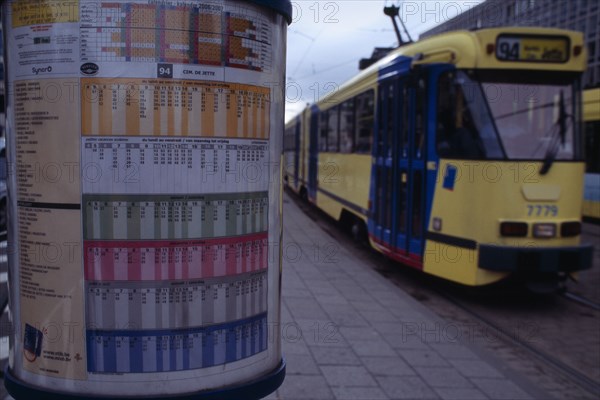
[2,1,290,398]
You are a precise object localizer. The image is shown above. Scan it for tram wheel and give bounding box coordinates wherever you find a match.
[350,219,368,244]
[299,187,308,202]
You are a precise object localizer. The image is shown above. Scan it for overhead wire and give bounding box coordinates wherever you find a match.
[290,28,325,79]
[287,0,427,101]
[288,3,400,82]
[292,58,362,81]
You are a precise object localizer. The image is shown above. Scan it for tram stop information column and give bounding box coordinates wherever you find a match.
[2,1,291,399]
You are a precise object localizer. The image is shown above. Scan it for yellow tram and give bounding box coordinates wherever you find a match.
[284,27,593,288]
[582,88,600,221]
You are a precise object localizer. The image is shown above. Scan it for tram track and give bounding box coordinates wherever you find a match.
[436,289,600,398]
[561,291,600,311]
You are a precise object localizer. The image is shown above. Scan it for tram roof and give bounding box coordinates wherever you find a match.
[315,27,586,109]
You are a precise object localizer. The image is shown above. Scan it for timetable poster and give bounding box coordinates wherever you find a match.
[13,77,86,380]
[6,0,276,381]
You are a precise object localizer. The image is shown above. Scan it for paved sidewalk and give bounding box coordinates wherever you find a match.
[265,193,548,400]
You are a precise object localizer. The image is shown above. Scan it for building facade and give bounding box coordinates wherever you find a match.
[420,0,600,88]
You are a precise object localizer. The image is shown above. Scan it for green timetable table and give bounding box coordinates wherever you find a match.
[83,192,268,240]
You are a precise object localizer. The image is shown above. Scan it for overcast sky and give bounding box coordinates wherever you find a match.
[284,0,485,121]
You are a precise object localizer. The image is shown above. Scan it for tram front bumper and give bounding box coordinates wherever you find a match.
[478,243,594,273]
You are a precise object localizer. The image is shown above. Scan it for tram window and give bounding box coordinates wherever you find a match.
[480,71,576,160]
[414,79,426,159]
[319,110,329,151]
[436,71,502,159]
[339,100,355,153]
[385,169,393,229]
[386,84,395,158]
[356,90,374,153]
[377,88,385,156]
[400,83,409,157]
[436,73,455,156]
[376,168,384,226]
[328,106,340,152]
[398,171,407,234]
[412,170,422,238]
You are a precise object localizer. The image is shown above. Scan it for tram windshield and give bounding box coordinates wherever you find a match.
[436,70,581,160]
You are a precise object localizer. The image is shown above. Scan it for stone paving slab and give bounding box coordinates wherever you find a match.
[264,193,550,399]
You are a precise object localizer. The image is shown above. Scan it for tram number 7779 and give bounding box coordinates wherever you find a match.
[527,205,559,217]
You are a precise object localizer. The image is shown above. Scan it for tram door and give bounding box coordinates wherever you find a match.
[373,80,398,246]
[374,73,427,260]
[405,74,427,258]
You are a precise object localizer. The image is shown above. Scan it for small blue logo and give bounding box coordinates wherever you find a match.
[443,165,458,191]
[23,323,43,362]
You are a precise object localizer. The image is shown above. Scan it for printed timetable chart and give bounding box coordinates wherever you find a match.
[86,312,268,373]
[83,235,270,375]
[80,1,273,72]
[86,272,268,330]
[83,192,268,241]
[84,234,268,282]
[77,1,277,377]
[81,137,269,195]
[81,78,270,138]
[82,191,270,374]
[11,0,79,27]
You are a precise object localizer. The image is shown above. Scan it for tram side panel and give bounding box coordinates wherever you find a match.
[311,89,375,226]
[583,172,600,221]
[315,152,371,223]
[582,88,600,221]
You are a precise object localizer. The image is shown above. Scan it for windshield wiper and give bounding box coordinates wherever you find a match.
[540,91,567,175]
[494,100,557,122]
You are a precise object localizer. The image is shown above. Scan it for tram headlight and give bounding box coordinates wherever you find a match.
[561,221,581,237]
[533,223,557,238]
[500,222,528,237]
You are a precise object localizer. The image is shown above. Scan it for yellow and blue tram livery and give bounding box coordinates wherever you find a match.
[284,27,593,288]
